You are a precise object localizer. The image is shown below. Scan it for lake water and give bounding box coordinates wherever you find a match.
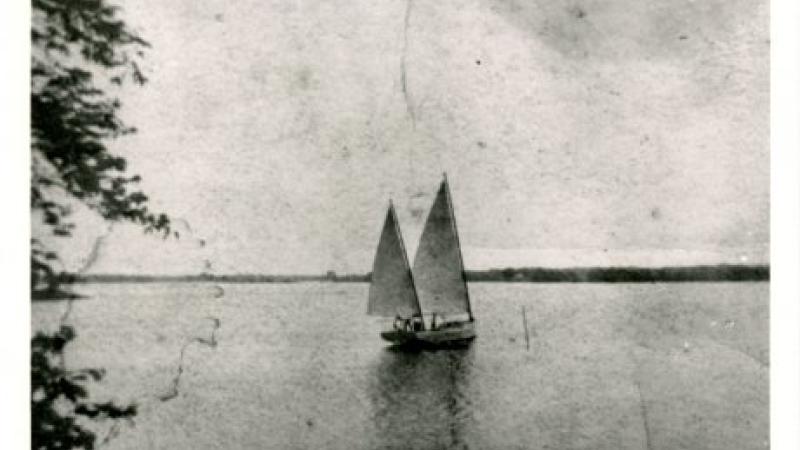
[31,282,768,450]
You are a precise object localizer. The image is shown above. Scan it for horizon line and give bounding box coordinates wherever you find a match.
[68,263,770,278]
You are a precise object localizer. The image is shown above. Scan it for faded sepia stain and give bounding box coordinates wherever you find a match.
[488,0,761,66]
[294,67,314,91]
[650,208,661,220]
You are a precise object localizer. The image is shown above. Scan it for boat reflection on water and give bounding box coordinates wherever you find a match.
[368,346,475,450]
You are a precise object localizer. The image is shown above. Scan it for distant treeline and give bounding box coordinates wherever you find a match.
[68,272,369,284]
[466,265,769,283]
[70,265,768,284]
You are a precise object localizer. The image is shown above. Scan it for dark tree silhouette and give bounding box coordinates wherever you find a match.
[31,1,169,448]
[31,0,169,295]
[31,326,137,449]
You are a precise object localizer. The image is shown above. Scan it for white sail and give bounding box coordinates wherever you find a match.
[412,177,473,317]
[367,204,422,318]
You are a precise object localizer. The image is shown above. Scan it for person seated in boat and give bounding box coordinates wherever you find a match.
[432,313,450,330]
[411,316,423,331]
[393,316,404,331]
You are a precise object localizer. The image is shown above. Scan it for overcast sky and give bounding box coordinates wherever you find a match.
[45,0,769,275]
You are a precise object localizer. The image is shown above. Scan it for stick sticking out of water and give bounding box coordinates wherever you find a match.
[521,306,530,351]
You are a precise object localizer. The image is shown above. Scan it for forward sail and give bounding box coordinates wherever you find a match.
[412,177,473,318]
[367,203,422,318]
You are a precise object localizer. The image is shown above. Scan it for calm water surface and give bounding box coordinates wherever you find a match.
[32,282,768,450]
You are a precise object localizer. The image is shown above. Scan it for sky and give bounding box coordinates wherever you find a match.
[41,0,769,275]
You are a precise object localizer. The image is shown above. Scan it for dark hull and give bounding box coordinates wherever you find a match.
[380,321,476,349]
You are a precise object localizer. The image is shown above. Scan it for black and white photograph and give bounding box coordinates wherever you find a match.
[3,0,798,448]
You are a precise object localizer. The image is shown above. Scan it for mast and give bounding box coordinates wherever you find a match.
[390,201,425,329]
[442,173,473,321]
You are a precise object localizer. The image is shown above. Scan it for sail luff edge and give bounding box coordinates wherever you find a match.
[443,176,474,321]
[390,203,424,322]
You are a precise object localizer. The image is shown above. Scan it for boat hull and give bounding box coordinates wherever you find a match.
[380,321,476,348]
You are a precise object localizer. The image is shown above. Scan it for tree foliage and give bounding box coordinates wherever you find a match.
[31,2,170,448]
[31,0,169,294]
[32,326,136,450]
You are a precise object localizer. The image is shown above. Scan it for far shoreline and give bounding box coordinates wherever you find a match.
[63,264,769,284]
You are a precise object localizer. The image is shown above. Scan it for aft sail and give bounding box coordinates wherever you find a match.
[412,177,473,318]
[367,203,422,318]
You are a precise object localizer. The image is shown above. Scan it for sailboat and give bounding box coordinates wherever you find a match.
[367,175,476,347]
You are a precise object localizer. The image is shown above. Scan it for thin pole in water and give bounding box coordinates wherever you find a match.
[521,306,530,351]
